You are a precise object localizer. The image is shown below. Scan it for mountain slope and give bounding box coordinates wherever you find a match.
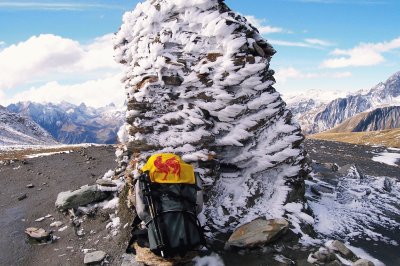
[7,102,124,144]
[311,71,400,133]
[0,106,58,146]
[284,89,347,133]
[327,106,400,133]
[286,71,400,134]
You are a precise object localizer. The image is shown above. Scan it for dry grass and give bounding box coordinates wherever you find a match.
[308,128,400,148]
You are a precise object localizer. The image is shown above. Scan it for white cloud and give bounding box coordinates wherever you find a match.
[244,15,284,34]
[0,34,120,90]
[275,67,317,83]
[269,38,333,49]
[0,2,122,11]
[305,38,334,46]
[275,67,352,83]
[322,37,400,68]
[4,75,125,108]
[269,39,321,49]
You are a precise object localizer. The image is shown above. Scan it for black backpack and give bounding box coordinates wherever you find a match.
[135,171,205,258]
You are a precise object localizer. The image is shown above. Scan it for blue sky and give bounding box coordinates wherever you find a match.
[0,0,399,106]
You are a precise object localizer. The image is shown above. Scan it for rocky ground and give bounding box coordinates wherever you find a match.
[0,140,399,265]
[0,145,130,266]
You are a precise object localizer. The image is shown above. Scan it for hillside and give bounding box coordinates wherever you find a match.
[0,106,58,146]
[308,128,400,148]
[327,106,400,133]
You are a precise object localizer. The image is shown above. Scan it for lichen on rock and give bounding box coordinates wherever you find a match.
[114,0,310,233]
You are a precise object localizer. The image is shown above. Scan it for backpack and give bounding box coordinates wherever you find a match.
[135,153,205,258]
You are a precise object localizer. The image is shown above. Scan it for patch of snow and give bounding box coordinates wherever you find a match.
[307,174,400,246]
[26,150,72,158]
[102,169,115,179]
[58,226,68,232]
[372,151,400,166]
[101,197,119,209]
[106,215,120,236]
[193,253,225,266]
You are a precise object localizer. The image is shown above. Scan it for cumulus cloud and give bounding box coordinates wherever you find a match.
[275,67,351,83]
[322,37,400,68]
[244,15,284,34]
[0,33,120,90]
[4,75,124,108]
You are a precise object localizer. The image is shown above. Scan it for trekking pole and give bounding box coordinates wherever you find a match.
[140,172,166,257]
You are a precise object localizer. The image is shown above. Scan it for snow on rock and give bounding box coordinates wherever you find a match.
[115,0,309,232]
[193,253,225,266]
[307,173,400,246]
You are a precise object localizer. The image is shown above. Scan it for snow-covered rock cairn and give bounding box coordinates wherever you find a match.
[114,0,309,233]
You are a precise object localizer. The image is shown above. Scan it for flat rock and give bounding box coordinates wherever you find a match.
[352,259,375,266]
[84,250,107,264]
[330,240,357,260]
[55,185,109,211]
[227,218,289,248]
[26,183,34,188]
[18,193,27,201]
[25,227,50,241]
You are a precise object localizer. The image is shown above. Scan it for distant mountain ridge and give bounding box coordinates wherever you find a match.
[7,102,125,144]
[327,106,400,133]
[286,71,400,134]
[0,105,58,146]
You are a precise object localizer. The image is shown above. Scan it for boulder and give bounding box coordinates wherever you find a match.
[226,218,289,248]
[55,185,109,211]
[84,251,107,264]
[330,240,357,260]
[25,227,51,241]
[338,164,365,179]
[352,259,375,266]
